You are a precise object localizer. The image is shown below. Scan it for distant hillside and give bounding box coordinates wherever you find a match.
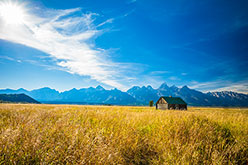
[0,83,247,106]
[0,94,40,104]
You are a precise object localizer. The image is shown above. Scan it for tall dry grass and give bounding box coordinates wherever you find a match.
[0,104,247,164]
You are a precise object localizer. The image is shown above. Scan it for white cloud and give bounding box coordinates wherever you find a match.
[169,76,180,81]
[149,70,169,75]
[210,84,248,94]
[0,2,129,89]
[97,18,114,27]
[128,0,137,4]
[189,80,248,94]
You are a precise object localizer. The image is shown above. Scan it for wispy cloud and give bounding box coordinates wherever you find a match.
[0,55,21,63]
[212,84,248,94]
[149,70,170,75]
[127,0,137,4]
[0,56,15,61]
[96,18,114,27]
[189,80,248,94]
[169,76,180,81]
[0,2,132,89]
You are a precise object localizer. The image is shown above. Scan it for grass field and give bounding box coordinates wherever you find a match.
[0,104,247,164]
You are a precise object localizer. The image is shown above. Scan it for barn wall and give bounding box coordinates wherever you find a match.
[157,103,168,110]
[157,98,167,104]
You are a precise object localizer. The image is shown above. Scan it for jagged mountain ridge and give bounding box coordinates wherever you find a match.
[0,85,136,105]
[0,83,247,106]
[127,83,222,106]
[207,91,248,106]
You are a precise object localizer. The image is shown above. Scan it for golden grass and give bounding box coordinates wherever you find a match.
[0,104,247,164]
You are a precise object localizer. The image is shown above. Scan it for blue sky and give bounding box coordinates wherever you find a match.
[0,0,248,93]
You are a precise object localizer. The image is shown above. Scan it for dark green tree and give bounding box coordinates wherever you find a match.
[149,100,154,107]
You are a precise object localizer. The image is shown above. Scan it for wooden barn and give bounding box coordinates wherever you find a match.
[156,96,187,110]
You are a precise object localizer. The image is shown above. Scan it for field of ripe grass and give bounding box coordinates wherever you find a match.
[0,104,247,164]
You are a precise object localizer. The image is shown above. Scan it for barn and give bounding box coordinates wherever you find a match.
[156,96,187,110]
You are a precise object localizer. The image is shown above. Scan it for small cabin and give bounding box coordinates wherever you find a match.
[156,96,187,110]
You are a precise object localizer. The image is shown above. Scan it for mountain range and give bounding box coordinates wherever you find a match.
[0,83,247,106]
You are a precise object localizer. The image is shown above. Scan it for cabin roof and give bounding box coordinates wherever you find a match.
[157,96,187,105]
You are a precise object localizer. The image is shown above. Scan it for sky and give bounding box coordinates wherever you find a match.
[0,0,248,93]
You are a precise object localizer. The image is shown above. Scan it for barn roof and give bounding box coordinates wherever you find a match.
[158,96,187,105]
